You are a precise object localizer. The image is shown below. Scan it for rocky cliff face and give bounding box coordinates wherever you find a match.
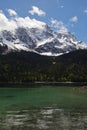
[0,19,87,56]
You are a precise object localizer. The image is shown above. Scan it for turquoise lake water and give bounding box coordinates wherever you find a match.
[0,85,87,130]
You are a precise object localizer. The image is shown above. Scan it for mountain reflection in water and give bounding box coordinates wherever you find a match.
[0,108,87,130]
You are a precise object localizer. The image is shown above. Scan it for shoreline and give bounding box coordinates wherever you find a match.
[0,81,87,87]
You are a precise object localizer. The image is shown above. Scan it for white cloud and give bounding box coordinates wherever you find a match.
[70,16,78,23]
[0,11,17,31]
[60,5,64,8]
[0,10,3,13]
[29,6,46,16]
[0,10,46,31]
[15,17,45,29]
[83,9,87,14]
[51,18,68,32]
[8,9,17,16]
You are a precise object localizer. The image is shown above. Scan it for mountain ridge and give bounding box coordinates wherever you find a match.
[0,17,87,56]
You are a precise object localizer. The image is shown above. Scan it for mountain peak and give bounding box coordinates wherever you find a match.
[0,17,87,56]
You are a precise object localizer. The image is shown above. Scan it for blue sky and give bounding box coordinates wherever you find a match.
[0,0,87,42]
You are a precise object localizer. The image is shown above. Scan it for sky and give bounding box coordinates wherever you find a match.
[0,0,87,42]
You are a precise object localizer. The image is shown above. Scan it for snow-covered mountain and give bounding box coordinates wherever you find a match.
[0,18,87,56]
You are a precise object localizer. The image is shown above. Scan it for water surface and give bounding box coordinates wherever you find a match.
[0,86,87,130]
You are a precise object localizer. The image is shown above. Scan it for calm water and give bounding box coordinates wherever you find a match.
[0,85,87,130]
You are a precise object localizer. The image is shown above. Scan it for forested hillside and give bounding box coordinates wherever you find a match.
[0,50,87,83]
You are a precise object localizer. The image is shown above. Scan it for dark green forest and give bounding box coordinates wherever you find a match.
[0,50,87,83]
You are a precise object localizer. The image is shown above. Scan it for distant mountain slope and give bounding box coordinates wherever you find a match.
[0,50,87,83]
[0,17,87,56]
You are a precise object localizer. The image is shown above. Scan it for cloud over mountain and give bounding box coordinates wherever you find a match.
[70,16,78,23]
[0,11,17,31]
[8,9,17,16]
[29,6,46,16]
[0,9,46,31]
[83,9,87,14]
[51,18,68,32]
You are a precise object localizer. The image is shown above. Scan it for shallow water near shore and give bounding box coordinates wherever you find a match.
[0,85,87,130]
[1,108,87,130]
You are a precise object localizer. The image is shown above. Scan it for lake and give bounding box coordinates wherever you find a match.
[0,85,87,130]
